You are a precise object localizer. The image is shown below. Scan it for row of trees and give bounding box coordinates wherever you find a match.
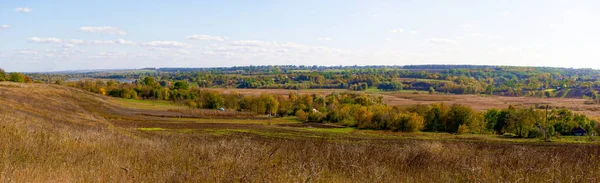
[0,69,30,83]
[22,65,600,98]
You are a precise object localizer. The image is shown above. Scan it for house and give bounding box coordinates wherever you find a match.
[572,127,587,136]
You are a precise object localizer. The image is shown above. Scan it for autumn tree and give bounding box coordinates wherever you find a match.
[9,72,26,83]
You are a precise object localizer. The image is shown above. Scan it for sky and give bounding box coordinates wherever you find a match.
[1,0,600,72]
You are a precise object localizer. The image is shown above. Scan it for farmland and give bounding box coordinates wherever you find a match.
[205,88,600,118]
[2,82,600,182]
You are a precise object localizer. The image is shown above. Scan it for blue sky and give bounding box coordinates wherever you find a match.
[1,0,599,72]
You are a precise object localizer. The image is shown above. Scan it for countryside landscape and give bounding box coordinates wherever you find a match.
[3,0,600,182]
[3,65,600,182]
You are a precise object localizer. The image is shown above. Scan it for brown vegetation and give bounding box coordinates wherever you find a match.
[2,82,600,182]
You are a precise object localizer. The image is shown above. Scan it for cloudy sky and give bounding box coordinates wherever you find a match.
[1,0,600,72]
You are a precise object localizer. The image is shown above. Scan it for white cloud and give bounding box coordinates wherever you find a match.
[115,39,135,45]
[79,26,127,35]
[15,7,32,13]
[389,28,404,33]
[91,39,135,45]
[142,41,187,48]
[186,34,227,41]
[427,38,459,45]
[230,40,276,47]
[67,39,85,44]
[317,37,333,41]
[460,24,473,28]
[28,37,62,43]
[177,49,191,55]
[17,50,37,55]
[408,30,419,35]
[62,44,75,48]
[0,25,9,30]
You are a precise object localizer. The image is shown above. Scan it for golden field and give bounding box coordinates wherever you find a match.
[1,82,600,182]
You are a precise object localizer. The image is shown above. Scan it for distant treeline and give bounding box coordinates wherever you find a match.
[11,65,600,99]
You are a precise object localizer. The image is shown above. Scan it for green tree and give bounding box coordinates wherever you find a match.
[484,109,501,132]
[446,104,477,133]
[143,77,158,87]
[173,81,189,90]
[9,72,26,83]
[202,91,224,109]
[0,68,6,81]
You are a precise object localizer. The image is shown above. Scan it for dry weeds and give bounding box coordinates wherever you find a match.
[1,82,600,182]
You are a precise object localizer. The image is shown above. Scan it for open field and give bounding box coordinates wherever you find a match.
[2,82,600,181]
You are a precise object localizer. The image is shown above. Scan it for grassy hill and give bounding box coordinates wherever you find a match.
[2,82,600,182]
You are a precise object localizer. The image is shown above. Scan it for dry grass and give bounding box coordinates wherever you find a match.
[2,82,600,182]
[379,93,600,117]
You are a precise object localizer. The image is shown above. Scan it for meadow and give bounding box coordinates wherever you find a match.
[2,82,600,182]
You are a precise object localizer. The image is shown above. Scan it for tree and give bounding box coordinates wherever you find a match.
[495,106,517,134]
[377,81,403,91]
[513,108,538,137]
[143,77,158,87]
[425,103,448,132]
[403,113,425,132]
[0,68,6,81]
[295,110,308,122]
[9,72,26,83]
[202,91,224,109]
[484,109,501,133]
[261,94,279,115]
[173,81,189,90]
[457,124,469,134]
[446,104,477,133]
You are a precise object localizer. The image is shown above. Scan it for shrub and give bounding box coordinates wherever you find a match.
[295,110,308,122]
[308,111,324,122]
[404,113,425,132]
[185,100,198,108]
[457,124,469,134]
[528,128,544,138]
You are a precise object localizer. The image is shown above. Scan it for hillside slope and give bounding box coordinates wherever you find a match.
[0,82,119,127]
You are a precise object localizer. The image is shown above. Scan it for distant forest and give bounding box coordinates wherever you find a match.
[7,65,600,100]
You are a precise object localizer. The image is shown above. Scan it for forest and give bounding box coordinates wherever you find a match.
[18,65,600,100]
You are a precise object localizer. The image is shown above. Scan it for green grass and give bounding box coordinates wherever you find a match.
[297,127,355,134]
[364,87,382,94]
[110,98,185,110]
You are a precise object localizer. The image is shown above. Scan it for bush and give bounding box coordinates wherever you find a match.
[295,110,308,122]
[457,124,469,134]
[403,113,425,132]
[527,128,544,138]
[308,111,324,122]
[185,100,198,108]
